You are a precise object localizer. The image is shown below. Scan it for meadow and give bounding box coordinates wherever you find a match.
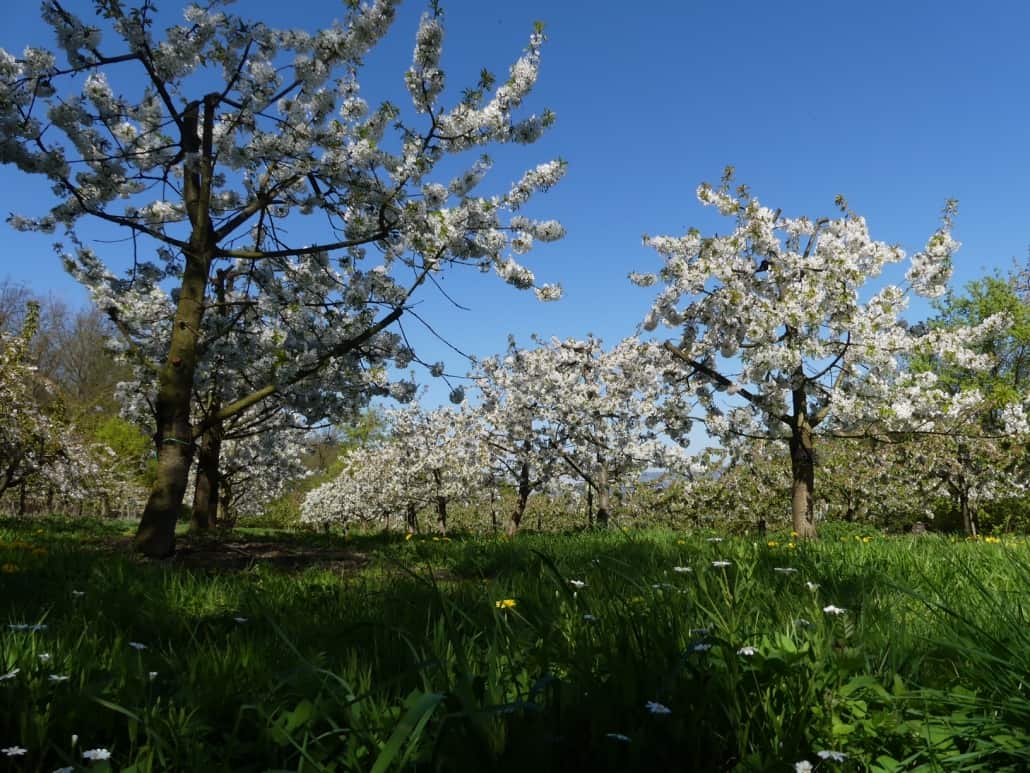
[1,518,1029,772]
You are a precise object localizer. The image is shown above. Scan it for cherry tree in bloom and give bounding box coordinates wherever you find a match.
[0,1,565,555]
[476,335,691,527]
[300,404,485,533]
[0,301,113,508]
[471,337,565,535]
[633,169,1008,537]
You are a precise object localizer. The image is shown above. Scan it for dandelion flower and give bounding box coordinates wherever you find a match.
[82,748,111,761]
[495,599,516,610]
[817,750,847,761]
[823,605,847,616]
[645,700,671,715]
[2,746,27,756]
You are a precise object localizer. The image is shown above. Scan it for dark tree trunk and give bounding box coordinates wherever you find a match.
[405,501,419,535]
[586,487,593,528]
[490,487,498,533]
[190,423,222,531]
[17,480,27,516]
[432,468,447,536]
[789,404,817,539]
[595,460,611,528]
[508,460,531,536]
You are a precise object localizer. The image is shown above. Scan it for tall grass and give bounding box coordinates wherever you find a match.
[1,518,1028,771]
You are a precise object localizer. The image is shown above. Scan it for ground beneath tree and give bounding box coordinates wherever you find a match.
[99,532,372,574]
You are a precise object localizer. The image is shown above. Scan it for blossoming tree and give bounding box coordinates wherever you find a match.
[634,170,1006,537]
[0,0,565,555]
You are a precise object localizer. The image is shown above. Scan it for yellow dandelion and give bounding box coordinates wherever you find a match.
[495,599,517,610]
[767,540,779,548]
[404,533,414,541]
[786,542,796,550]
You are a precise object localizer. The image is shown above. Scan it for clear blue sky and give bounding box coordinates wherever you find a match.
[2,0,1029,410]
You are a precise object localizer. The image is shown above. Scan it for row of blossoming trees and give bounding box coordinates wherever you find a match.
[1,2,1027,552]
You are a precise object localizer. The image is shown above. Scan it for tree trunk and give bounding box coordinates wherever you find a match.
[432,468,447,536]
[190,423,222,531]
[789,418,817,538]
[17,480,27,516]
[508,461,531,536]
[595,459,611,528]
[405,501,419,535]
[960,489,977,537]
[490,487,498,533]
[586,487,593,528]
[134,98,216,558]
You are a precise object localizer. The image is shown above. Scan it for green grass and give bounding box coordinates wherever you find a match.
[1,518,1029,771]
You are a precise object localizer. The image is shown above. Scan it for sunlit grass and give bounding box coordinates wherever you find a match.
[0,517,1028,771]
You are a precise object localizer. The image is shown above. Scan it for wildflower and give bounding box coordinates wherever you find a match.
[2,746,27,756]
[82,748,111,761]
[495,599,516,610]
[795,762,813,773]
[706,537,724,543]
[862,536,872,543]
[605,732,632,742]
[128,642,146,650]
[0,668,19,681]
[985,535,1001,544]
[823,605,847,615]
[404,533,413,541]
[582,614,598,622]
[148,671,158,680]
[805,581,820,591]
[568,579,586,589]
[791,531,799,538]
[38,653,51,663]
[786,542,796,549]
[711,560,731,568]
[817,750,847,762]
[1,563,18,573]
[767,540,779,547]
[48,675,69,682]
[233,617,248,624]
[737,646,756,656]
[675,539,686,545]
[690,643,713,653]
[773,567,797,574]
[645,700,671,715]
[672,565,692,573]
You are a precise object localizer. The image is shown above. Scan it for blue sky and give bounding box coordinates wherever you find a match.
[2,0,1029,411]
